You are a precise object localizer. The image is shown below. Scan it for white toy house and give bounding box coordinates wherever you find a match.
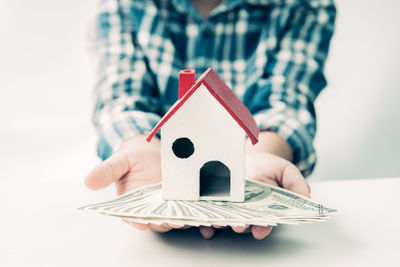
[147,68,259,202]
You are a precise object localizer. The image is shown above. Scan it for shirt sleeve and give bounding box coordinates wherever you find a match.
[248,3,336,176]
[88,0,161,160]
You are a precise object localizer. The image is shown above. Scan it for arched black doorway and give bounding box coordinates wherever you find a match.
[200,161,230,197]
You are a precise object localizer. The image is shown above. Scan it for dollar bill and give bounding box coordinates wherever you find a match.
[78,180,337,226]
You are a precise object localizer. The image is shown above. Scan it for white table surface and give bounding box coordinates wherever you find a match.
[1,177,399,267]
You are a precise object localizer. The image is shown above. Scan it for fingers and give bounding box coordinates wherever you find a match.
[231,225,274,239]
[124,219,190,233]
[199,226,215,239]
[124,222,272,240]
[212,224,230,230]
[279,164,311,198]
[231,225,250,233]
[123,220,150,231]
[251,225,273,240]
[203,225,272,240]
[84,152,132,190]
[175,225,192,230]
[149,223,173,233]
[169,224,187,229]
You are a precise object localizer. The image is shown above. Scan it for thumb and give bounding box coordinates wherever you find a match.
[279,164,311,198]
[84,152,132,190]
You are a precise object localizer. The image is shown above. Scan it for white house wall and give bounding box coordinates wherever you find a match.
[161,84,245,202]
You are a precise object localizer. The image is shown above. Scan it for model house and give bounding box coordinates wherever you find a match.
[147,68,259,202]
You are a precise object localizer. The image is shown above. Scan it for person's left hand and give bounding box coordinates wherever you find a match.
[198,151,311,240]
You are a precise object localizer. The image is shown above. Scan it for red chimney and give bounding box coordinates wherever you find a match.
[178,69,195,99]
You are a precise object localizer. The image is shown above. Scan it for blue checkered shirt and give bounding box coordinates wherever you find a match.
[89,0,336,176]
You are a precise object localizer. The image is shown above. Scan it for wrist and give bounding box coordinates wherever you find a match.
[245,131,293,162]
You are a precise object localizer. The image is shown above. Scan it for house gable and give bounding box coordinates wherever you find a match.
[147,68,259,144]
[160,84,245,201]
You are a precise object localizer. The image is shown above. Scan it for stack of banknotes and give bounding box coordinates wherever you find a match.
[78,180,337,227]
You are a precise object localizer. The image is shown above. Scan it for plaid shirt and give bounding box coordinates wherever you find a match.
[89,0,336,176]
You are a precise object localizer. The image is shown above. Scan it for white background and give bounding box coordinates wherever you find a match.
[0,0,399,183]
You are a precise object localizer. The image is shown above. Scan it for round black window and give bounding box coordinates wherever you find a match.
[172,137,195,159]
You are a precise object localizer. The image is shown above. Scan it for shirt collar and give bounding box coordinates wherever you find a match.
[169,0,334,16]
[169,0,295,21]
[170,0,249,21]
[170,0,203,21]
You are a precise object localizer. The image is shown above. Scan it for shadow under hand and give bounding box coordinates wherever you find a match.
[155,226,309,258]
[155,220,362,264]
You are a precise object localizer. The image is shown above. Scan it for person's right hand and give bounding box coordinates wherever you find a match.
[84,135,182,233]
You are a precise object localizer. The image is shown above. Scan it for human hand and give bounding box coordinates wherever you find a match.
[84,135,184,233]
[84,133,310,240]
[199,151,311,240]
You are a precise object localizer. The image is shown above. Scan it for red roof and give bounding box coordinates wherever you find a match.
[147,68,259,145]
